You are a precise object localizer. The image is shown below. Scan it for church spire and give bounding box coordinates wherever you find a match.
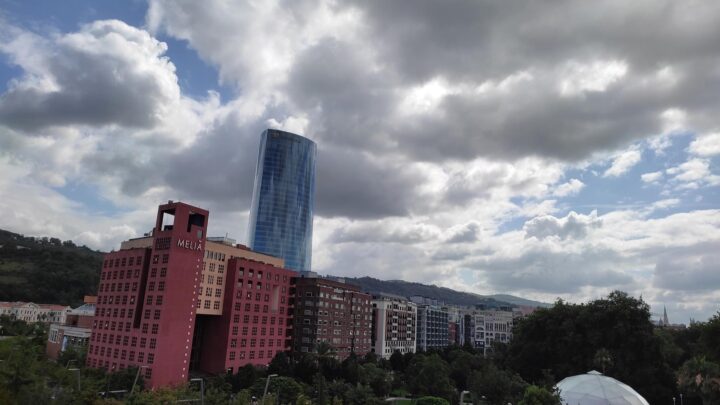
[663,306,669,326]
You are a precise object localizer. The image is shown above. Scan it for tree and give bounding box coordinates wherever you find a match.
[468,363,527,405]
[251,376,302,404]
[678,357,720,404]
[268,351,293,377]
[507,291,677,404]
[518,385,561,405]
[406,353,455,401]
[593,348,613,374]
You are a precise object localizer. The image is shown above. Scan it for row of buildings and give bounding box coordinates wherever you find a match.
[41,201,525,388]
[0,301,71,324]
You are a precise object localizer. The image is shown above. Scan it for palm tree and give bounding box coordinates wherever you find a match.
[678,356,720,404]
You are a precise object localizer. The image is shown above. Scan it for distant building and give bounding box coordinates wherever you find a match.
[292,276,373,359]
[446,306,463,346]
[248,129,317,273]
[0,301,71,324]
[47,296,96,360]
[371,294,417,359]
[86,201,298,388]
[416,304,449,351]
[465,309,516,355]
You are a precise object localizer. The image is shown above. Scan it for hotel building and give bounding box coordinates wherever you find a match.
[86,201,297,387]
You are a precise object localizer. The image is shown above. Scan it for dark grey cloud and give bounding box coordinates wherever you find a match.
[0,20,178,132]
[315,146,427,218]
[472,247,634,294]
[653,254,720,292]
[285,38,397,151]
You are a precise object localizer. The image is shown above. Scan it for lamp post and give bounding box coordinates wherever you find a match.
[680,393,684,405]
[262,374,278,404]
[68,368,81,391]
[131,365,148,394]
[190,377,205,405]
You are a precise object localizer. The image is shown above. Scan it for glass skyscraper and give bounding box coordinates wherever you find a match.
[247,129,317,272]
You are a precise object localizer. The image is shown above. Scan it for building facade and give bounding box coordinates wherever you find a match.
[87,201,210,387]
[0,301,70,323]
[416,304,449,351]
[196,257,296,374]
[293,277,373,359]
[371,295,417,359]
[86,201,298,388]
[466,309,515,355]
[248,129,317,273]
[47,296,96,360]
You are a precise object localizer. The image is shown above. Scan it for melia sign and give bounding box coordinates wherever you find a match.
[177,239,203,251]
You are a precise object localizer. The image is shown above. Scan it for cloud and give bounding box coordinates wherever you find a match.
[524,211,602,240]
[603,147,642,177]
[689,132,720,157]
[552,178,585,197]
[0,20,180,131]
[654,251,720,292]
[445,223,481,243]
[641,171,663,183]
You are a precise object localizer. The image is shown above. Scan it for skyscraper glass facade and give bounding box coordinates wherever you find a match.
[248,129,316,272]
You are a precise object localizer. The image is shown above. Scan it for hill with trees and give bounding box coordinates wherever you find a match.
[0,229,102,306]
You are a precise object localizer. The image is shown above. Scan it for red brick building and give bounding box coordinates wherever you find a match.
[196,257,296,374]
[293,277,373,359]
[86,201,298,388]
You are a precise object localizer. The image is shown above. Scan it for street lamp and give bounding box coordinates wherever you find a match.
[131,365,149,394]
[460,390,471,404]
[262,374,278,404]
[190,377,205,405]
[68,368,81,391]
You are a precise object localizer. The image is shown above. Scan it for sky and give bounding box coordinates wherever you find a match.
[1,0,719,323]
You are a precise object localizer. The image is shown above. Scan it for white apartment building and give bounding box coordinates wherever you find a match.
[371,294,417,359]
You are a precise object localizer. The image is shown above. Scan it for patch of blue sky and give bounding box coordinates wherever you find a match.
[158,35,233,102]
[498,132,719,233]
[55,181,126,216]
[0,1,231,102]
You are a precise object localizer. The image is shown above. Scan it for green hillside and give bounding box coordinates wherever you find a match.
[343,276,548,309]
[0,229,103,306]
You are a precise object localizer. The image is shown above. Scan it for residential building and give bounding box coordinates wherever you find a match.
[415,304,449,351]
[0,301,71,323]
[293,276,373,359]
[248,129,317,272]
[371,294,417,359]
[86,201,297,388]
[47,296,96,360]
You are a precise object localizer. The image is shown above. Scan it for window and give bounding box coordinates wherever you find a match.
[160,268,167,277]
[150,338,157,349]
[154,310,161,320]
[204,300,211,309]
[213,301,220,310]
[151,324,159,334]
[158,281,165,291]
[156,296,163,305]
[147,353,154,364]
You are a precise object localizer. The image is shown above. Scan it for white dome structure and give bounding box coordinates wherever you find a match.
[556,371,650,405]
